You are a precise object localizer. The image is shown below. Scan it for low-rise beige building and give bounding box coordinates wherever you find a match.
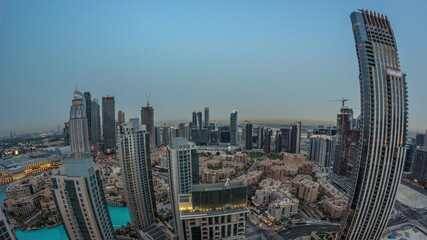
[298,179,319,203]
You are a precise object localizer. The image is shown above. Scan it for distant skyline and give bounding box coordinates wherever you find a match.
[1,0,427,135]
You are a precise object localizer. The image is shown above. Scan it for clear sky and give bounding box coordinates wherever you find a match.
[1,0,426,135]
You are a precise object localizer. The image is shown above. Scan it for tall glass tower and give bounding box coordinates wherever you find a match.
[52,90,116,240]
[340,10,408,240]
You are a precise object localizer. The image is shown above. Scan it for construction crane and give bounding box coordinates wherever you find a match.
[329,97,348,108]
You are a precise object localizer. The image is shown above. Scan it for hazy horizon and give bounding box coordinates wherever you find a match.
[1,1,427,135]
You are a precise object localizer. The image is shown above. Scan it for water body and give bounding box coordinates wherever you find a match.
[0,192,131,240]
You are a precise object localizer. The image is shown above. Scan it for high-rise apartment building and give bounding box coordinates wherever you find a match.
[257,126,265,149]
[168,138,199,239]
[178,182,248,240]
[141,102,155,148]
[309,135,336,167]
[118,121,157,229]
[230,110,238,146]
[52,90,115,240]
[118,110,125,125]
[340,10,408,240]
[84,92,92,141]
[0,209,16,240]
[204,107,209,128]
[102,96,116,152]
[245,123,253,150]
[90,99,101,143]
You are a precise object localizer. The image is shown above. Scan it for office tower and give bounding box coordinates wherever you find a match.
[70,91,90,153]
[0,209,17,240]
[91,99,101,143]
[102,96,116,152]
[425,130,427,147]
[178,123,190,140]
[168,138,199,239]
[415,133,425,146]
[63,121,70,145]
[280,128,291,152]
[51,90,115,240]
[118,121,156,229]
[263,128,272,153]
[154,126,162,147]
[275,131,282,153]
[334,107,355,176]
[162,124,171,146]
[118,110,125,125]
[409,148,427,186]
[309,135,336,167]
[204,107,209,128]
[178,182,248,240]
[84,92,92,141]
[257,126,265,149]
[289,122,301,154]
[340,10,408,240]
[230,110,238,146]
[245,123,253,150]
[141,102,155,148]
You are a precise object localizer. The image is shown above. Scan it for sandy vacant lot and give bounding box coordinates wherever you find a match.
[396,184,427,209]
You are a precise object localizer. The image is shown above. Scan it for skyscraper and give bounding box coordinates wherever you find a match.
[118,110,125,125]
[340,10,408,240]
[409,148,427,186]
[51,90,115,240]
[91,99,101,143]
[70,91,90,153]
[263,128,272,153]
[334,107,355,176]
[102,96,116,152]
[289,122,301,154]
[63,121,70,145]
[168,138,199,239]
[245,122,253,150]
[84,92,92,141]
[230,110,238,146]
[141,102,155,148]
[0,209,16,240]
[275,131,282,153]
[309,135,336,167]
[257,126,265,149]
[204,107,209,128]
[118,121,157,229]
[280,128,291,152]
[162,124,171,146]
[197,111,202,130]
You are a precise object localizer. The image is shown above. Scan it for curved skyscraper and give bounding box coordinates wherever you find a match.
[340,10,408,240]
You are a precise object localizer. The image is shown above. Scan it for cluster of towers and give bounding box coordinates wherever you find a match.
[43,9,409,240]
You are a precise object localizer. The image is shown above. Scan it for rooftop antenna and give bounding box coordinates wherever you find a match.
[146,93,151,106]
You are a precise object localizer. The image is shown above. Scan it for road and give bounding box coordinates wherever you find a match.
[278,224,341,239]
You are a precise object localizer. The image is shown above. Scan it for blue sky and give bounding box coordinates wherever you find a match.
[0,0,426,135]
